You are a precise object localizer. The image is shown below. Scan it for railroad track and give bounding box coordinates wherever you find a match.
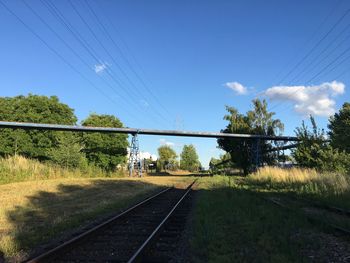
[289,195,350,217]
[25,180,196,263]
[263,194,350,237]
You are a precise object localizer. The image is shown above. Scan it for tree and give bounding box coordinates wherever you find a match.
[292,116,327,169]
[218,99,284,175]
[49,132,87,169]
[180,144,200,172]
[157,145,177,171]
[209,153,232,174]
[0,94,77,160]
[292,115,350,173]
[209,157,220,170]
[81,114,128,171]
[328,102,350,153]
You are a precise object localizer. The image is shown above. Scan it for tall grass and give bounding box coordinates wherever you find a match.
[0,176,193,260]
[247,166,350,209]
[191,176,311,262]
[0,155,125,184]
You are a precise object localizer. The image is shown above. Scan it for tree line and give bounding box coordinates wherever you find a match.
[0,94,128,171]
[0,94,203,174]
[156,144,201,172]
[3,94,348,176]
[215,98,350,175]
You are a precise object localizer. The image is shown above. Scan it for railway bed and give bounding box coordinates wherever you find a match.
[140,191,194,263]
[263,194,350,238]
[25,180,196,263]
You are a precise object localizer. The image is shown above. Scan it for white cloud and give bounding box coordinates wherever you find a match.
[264,81,345,116]
[159,138,175,147]
[225,81,248,95]
[140,151,157,160]
[140,99,149,107]
[126,149,157,160]
[94,62,109,74]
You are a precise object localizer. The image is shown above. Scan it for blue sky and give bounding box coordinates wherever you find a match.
[0,0,349,167]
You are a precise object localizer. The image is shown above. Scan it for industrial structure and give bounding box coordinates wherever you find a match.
[0,121,300,176]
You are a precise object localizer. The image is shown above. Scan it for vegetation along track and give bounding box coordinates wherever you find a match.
[25,180,196,263]
[264,194,350,237]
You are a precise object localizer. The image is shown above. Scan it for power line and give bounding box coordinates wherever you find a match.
[305,45,350,83]
[66,0,170,125]
[42,0,130,92]
[313,52,350,83]
[291,29,350,84]
[91,0,153,90]
[289,21,350,84]
[66,0,142,99]
[268,8,350,113]
[41,0,153,122]
[270,40,350,113]
[276,8,350,86]
[333,67,350,80]
[270,0,343,85]
[41,0,164,126]
[245,2,347,110]
[96,2,156,97]
[85,0,174,119]
[20,0,146,126]
[0,0,144,126]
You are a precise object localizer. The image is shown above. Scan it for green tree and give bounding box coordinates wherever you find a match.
[180,144,200,172]
[293,115,350,173]
[157,145,177,171]
[81,114,128,171]
[218,99,284,175]
[292,116,327,169]
[0,94,77,160]
[209,153,232,174]
[49,132,87,169]
[209,157,220,171]
[328,102,350,153]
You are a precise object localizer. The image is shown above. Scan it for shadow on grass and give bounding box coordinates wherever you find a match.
[4,176,344,262]
[190,181,327,262]
[147,172,212,177]
[245,177,350,211]
[1,179,164,261]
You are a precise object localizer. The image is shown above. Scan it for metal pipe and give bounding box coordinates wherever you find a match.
[0,121,299,141]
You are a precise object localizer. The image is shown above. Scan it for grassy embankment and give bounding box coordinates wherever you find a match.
[190,168,350,262]
[248,166,350,210]
[3,156,348,262]
[0,155,119,185]
[0,156,193,261]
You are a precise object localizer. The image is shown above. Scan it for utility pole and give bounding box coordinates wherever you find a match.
[252,138,261,170]
[128,133,142,177]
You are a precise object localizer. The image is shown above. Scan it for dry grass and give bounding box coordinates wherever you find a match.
[0,156,122,184]
[250,166,319,183]
[165,170,198,175]
[247,166,350,209]
[0,175,193,261]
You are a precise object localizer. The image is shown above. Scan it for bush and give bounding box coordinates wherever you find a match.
[48,133,88,169]
[0,155,125,184]
[292,115,350,174]
[81,114,128,171]
[318,146,350,174]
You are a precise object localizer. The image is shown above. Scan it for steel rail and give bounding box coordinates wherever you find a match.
[285,195,350,217]
[263,196,350,237]
[25,187,172,263]
[0,121,299,141]
[127,180,196,263]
